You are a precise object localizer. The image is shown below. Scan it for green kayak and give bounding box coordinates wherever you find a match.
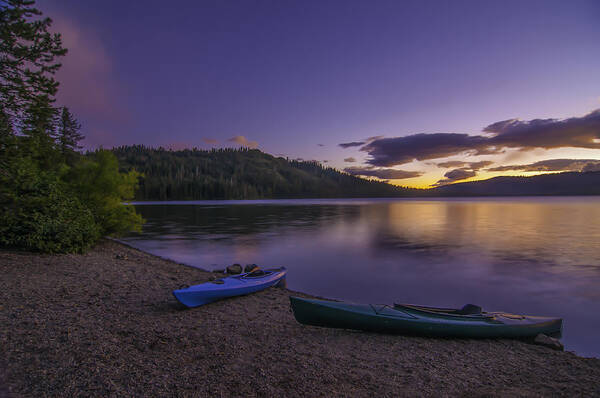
[289,296,563,338]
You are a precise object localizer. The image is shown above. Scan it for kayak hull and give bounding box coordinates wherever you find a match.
[173,268,286,308]
[289,296,562,338]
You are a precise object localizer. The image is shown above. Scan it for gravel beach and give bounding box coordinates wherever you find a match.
[1,240,599,397]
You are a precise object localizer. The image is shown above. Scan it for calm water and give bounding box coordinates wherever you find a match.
[122,197,600,357]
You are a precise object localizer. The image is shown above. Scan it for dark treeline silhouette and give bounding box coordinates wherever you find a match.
[111,145,415,200]
[111,145,600,200]
[427,171,600,196]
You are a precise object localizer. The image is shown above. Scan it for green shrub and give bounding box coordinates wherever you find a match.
[65,150,143,236]
[0,159,101,253]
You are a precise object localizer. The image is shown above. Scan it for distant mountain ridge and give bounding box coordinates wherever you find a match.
[427,171,600,196]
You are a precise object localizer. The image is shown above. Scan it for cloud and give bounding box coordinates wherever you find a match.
[344,157,357,163]
[482,111,600,152]
[339,135,384,149]
[203,138,219,145]
[437,160,492,170]
[432,161,493,186]
[445,168,477,180]
[361,133,492,166]
[227,135,258,149]
[318,144,325,147]
[487,158,600,172]
[339,141,365,149]
[359,109,600,166]
[468,161,494,170]
[434,168,477,186]
[344,166,423,180]
[437,161,467,168]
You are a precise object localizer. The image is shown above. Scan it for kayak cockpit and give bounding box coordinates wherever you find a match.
[241,269,273,278]
[394,303,495,319]
[210,270,276,285]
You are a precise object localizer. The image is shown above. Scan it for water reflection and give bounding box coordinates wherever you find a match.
[122,197,600,357]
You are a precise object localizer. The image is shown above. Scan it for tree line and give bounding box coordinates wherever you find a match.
[112,145,413,200]
[0,0,142,253]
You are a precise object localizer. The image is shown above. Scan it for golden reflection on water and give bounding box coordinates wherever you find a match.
[360,199,600,269]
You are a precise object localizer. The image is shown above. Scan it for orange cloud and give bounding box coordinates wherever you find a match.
[488,158,600,172]
[227,135,258,149]
[344,166,423,180]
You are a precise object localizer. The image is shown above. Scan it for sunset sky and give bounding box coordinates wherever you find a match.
[41,0,600,188]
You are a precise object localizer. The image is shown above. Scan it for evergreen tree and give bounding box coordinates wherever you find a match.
[1,0,65,172]
[0,104,12,138]
[0,0,66,130]
[0,104,14,165]
[56,106,83,164]
[21,93,59,170]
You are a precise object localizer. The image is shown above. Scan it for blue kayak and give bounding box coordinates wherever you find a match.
[173,267,287,308]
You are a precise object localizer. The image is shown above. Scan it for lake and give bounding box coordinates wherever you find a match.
[121,197,600,357]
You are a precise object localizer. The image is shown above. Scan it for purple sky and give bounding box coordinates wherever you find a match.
[41,0,600,187]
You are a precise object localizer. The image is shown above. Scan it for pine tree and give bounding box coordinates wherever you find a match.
[56,106,84,164]
[0,0,67,130]
[1,0,66,169]
[0,104,12,138]
[0,104,15,181]
[21,93,59,170]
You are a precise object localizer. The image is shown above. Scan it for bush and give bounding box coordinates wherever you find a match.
[65,150,143,236]
[0,150,143,253]
[0,159,101,253]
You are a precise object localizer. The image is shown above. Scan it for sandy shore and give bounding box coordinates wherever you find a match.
[1,240,599,397]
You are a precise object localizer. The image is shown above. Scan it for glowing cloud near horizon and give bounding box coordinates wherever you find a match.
[338,109,600,187]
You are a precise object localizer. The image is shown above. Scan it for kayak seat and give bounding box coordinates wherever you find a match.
[244,270,269,278]
[456,304,482,315]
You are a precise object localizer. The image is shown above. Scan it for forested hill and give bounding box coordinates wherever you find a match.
[428,171,600,196]
[111,146,412,200]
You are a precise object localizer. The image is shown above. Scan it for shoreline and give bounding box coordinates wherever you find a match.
[126,195,600,206]
[106,237,211,272]
[1,240,599,397]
